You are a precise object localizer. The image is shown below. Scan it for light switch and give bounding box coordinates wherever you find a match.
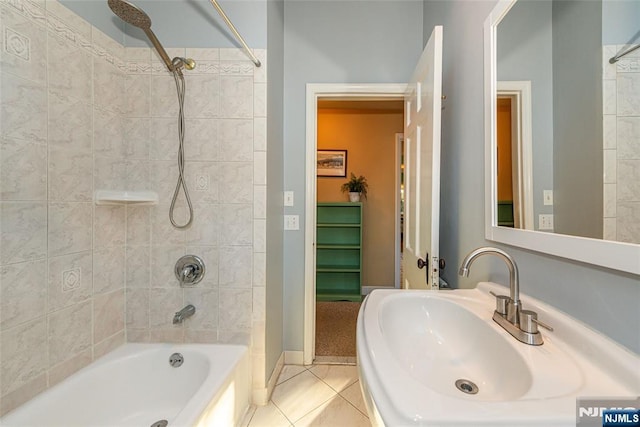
[543,190,553,206]
[284,191,294,207]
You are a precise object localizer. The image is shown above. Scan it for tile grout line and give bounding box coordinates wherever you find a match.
[337,383,370,419]
[269,398,296,426]
[312,370,369,419]
[250,364,370,427]
[274,365,309,387]
[270,366,334,426]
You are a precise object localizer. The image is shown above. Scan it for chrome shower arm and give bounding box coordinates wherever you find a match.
[208,0,261,67]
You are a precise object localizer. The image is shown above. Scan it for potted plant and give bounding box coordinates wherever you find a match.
[341,173,368,202]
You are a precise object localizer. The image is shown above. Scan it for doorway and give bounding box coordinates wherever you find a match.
[496,81,534,230]
[304,84,407,364]
[313,99,404,361]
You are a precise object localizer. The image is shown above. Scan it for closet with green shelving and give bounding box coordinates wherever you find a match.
[316,202,363,301]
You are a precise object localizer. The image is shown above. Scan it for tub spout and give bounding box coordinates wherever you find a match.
[173,304,195,324]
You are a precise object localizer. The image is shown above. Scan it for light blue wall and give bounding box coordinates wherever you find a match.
[602,0,640,45]
[61,0,267,48]
[497,0,554,226]
[282,0,424,350]
[265,0,285,382]
[60,0,124,42]
[424,0,639,354]
[421,0,497,291]
[552,0,603,238]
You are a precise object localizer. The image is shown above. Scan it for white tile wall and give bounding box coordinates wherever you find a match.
[603,45,640,244]
[0,0,128,415]
[0,137,47,200]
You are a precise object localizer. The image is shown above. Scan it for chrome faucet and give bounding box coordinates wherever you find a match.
[173,304,196,324]
[459,247,552,345]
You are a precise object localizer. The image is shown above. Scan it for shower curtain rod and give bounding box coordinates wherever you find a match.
[609,44,640,64]
[208,0,261,67]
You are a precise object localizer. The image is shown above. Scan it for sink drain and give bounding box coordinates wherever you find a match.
[455,379,479,395]
[150,420,168,427]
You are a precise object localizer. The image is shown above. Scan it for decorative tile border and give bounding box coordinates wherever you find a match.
[617,57,640,73]
[46,13,90,48]
[125,61,152,75]
[127,58,254,76]
[220,62,254,76]
[4,0,47,27]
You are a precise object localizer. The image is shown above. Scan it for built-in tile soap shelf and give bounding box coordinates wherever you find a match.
[94,190,158,206]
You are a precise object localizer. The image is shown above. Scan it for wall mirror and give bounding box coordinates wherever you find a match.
[484,0,640,275]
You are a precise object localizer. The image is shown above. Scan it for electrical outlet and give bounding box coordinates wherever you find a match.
[539,214,554,230]
[543,190,553,206]
[284,215,299,230]
[284,191,294,207]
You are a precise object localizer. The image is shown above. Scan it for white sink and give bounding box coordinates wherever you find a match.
[357,282,640,426]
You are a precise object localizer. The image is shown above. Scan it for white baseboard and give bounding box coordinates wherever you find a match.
[252,352,285,406]
[252,388,267,406]
[284,350,305,365]
[268,352,285,399]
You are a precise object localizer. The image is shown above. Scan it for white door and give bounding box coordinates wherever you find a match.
[402,26,443,290]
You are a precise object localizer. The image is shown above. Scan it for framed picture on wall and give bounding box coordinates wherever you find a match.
[317,150,347,177]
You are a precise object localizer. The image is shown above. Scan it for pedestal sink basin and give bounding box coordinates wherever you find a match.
[379,295,537,401]
[357,282,640,426]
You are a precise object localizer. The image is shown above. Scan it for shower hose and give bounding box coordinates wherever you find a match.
[169,60,194,229]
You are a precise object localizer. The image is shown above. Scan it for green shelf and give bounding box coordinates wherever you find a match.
[317,244,360,249]
[317,265,361,272]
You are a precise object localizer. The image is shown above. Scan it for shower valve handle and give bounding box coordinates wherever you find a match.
[175,255,205,286]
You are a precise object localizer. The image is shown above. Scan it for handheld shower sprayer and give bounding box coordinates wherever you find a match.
[108,0,196,229]
[107,0,195,74]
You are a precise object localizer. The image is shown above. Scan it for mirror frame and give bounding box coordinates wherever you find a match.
[484,0,640,275]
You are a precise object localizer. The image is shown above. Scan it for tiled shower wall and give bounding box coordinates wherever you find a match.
[122,46,267,349]
[603,44,640,244]
[0,0,127,415]
[0,0,267,415]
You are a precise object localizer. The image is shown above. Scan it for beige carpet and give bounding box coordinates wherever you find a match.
[315,301,361,357]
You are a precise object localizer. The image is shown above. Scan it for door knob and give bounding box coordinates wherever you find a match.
[417,257,428,269]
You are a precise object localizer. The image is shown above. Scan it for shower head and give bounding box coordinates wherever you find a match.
[108,0,151,29]
[107,0,195,74]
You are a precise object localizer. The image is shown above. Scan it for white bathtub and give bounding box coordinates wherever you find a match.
[1,343,250,427]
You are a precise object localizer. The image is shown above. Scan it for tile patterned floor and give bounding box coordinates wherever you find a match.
[242,364,372,427]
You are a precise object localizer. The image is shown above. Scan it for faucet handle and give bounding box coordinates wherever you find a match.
[519,310,554,334]
[175,255,205,286]
[489,291,510,315]
[532,317,554,332]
